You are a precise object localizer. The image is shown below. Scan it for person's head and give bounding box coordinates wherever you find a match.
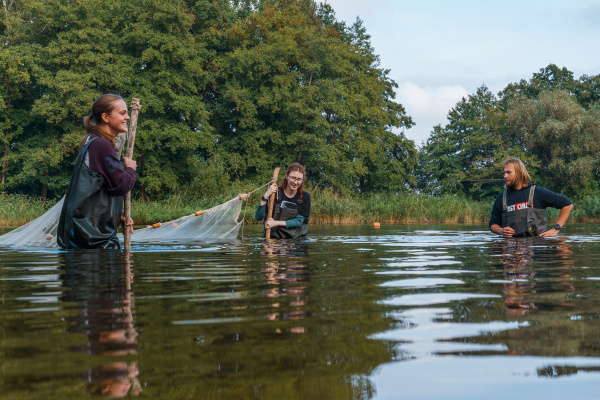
[84,378,132,398]
[281,162,306,199]
[83,94,130,149]
[503,158,531,190]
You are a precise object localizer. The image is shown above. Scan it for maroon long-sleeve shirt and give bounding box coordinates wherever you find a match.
[86,134,136,197]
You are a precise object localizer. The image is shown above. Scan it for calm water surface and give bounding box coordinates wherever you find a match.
[2,224,600,399]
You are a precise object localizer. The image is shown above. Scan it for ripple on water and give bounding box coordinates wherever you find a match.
[372,307,526,346]
[3,225,600,399]
[172,316,250,325]
[378,269,478,275]
[380,278,464,288]
[382,293,500,306]
[384,260,462,267]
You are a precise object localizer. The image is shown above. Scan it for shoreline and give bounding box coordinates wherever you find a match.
[1,191,597,228]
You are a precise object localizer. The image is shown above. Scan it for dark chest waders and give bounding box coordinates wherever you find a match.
[57,138,123,249]
[501,185,547,237]
[266,190,308,239]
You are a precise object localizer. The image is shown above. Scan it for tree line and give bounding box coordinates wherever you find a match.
[1,0,599,203]
[417,64,600,201]
[0,0,415,200]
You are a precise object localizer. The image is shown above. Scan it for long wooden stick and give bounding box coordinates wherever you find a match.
[123,98,141,251]
[265,167,280,239]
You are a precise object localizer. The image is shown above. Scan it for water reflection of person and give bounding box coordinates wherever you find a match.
[497,238,536,315]
[263,261,310,333]
[261,241,310,333]
[60,252,141,398]
[498,238,575,316]
[84,361,140,398]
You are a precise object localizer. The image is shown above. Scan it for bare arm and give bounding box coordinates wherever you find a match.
[490,224,515,238]
[540,204,573,237]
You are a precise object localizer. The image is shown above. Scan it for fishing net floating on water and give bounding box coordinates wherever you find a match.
[0,195,246,249]
[0,197,65,248]
[125,196,244,243]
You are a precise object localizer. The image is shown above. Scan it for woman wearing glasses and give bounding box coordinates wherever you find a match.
[255,162,311,238]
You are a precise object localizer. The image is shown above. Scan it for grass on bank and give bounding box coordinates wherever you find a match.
[2,187,599,227]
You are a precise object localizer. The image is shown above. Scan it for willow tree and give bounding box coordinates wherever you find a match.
[508,90,600,197]
[209,0,416,192]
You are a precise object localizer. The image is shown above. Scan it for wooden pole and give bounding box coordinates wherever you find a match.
[123,98,141,251]
[265,167,280,239]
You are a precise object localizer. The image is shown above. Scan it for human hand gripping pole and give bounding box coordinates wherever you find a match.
[265,167,280,239]
[123,98,141,251]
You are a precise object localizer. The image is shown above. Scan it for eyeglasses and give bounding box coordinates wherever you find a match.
[288,176,303,183]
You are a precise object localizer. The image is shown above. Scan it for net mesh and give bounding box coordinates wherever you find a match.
[0,195,246,249]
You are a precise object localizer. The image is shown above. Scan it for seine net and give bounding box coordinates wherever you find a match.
[0,195,246,249]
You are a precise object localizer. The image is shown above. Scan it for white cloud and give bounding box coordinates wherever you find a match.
[397,82,468,146]
[321,0,600,148]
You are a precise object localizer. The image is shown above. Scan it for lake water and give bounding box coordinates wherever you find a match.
[2,224,600,399]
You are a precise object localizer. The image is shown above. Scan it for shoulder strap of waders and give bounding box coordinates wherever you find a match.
[528,185,536,208]
[502,190,508,212]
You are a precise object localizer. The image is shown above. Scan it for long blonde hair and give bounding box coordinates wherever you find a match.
[504,157,531,188]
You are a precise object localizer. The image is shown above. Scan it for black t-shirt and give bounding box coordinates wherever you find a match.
[277,189,311,224]
[489,183,572,229]
[255,189,311,228]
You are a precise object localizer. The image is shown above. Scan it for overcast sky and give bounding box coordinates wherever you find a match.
[322,0,600,146]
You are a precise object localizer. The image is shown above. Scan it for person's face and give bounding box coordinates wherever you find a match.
[101,99,130,136]
[504,164,517,188]
[287,171,304,191]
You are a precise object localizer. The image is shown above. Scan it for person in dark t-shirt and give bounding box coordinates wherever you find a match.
[58,94,137,249]
[256,163,311,238]
[489,158,573,238]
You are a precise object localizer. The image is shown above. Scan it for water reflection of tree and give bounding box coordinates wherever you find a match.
[61,252,141,398]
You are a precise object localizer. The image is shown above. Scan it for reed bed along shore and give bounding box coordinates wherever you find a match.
[0,194,55,227]
[2,189,600,227]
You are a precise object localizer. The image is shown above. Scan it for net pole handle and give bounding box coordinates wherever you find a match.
[123,98,141,251]
[265,167,280,240]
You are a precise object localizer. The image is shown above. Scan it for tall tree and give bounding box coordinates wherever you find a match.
[417,85,533,199]
[508,90,600,197]
[8,0,217,198]
[210,0,415,192]
[0,0,35,190]
[0,0,417,198]
[500,64,576,102]
[501,63,600,110]
[575,74,600,109]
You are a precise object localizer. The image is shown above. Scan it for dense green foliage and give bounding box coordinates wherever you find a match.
[418,64,600,201]
[0,0,415,200]
[1,0,599,210]
[417,85,533,199]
